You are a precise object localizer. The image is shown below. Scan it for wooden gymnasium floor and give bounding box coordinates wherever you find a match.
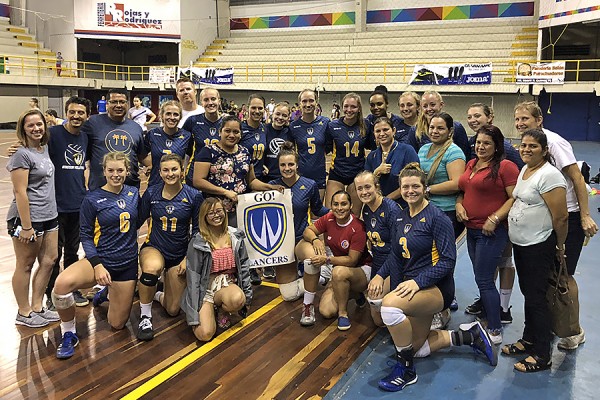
[0,130,378,400]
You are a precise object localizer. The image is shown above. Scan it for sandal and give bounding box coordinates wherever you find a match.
[514,355,552,373]
[502,339,532,356]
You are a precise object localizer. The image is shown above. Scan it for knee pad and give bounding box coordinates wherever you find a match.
[415,340,431,358]
[498,256,514,269]
[367,297,383,312]
[140,272,159,287]
[380,306,406,327]
[303,260,320,275]
[52,290,74,310]
[279,279,304,301]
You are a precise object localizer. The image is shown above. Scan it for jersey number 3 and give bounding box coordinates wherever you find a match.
[399,237,410,259]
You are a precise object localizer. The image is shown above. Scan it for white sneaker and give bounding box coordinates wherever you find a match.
[487,329,503,345]
[300,304,316,326]
[430,309,451,330]
[557,328,585,350]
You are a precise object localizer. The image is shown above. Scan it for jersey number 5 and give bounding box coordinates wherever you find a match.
[307,137,316,154]
[119,212,130,233]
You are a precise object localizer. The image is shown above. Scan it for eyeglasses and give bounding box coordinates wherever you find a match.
[108,100,127,105]
[207,209,225,217]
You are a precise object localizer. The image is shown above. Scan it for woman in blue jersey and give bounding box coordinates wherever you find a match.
[366,87,410,146]
[262,102,291,183]
[463,103,523,323]
[194,115,284,227]
[364,117,419,206]
[144,101,193,187]
[181,197,252,341]
[325,92,368,215]
[289,89,330,198]
[371,163,496,392]
[354,170,401,325]
[397,92,420,140]
[52,152,140,359]
[268,142,329,301]
[240,94,267,180]
[136,154,204,341]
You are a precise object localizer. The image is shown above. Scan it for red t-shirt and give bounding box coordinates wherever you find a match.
[313,212,371,265]
[458,159,519,229]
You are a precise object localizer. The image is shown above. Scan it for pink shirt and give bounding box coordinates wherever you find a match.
[458,159,519,229]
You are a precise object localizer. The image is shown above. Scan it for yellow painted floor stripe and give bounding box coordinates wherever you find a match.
[120,295,283,400]
[261,281,279,288]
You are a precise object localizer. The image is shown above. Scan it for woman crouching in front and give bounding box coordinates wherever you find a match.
[181,197,252,341]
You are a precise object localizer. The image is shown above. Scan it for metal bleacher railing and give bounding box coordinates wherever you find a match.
[1,55,599,84]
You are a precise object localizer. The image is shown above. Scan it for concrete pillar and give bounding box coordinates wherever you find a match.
[355,0,366,33]
[217,0,230,38]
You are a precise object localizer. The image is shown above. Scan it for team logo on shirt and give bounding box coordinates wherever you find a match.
[307,128,314,135]
[210,127,217,136]
[64,144,85,166]
[269,138,285,155]
[348,130,355,139]
[165,205,175,214]
[245,203,287,256]
[371,218,376,228]
[404,224,412,234]
[117,199,127,209]
[165,139,173,148]
[255,133,260,141]
[341,240,349,249]
[105,129,133,154]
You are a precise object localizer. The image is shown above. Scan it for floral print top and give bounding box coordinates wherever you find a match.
[197,144,251,212]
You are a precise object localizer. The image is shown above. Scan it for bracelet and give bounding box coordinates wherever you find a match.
[311,237,319,243]
[487,216,497,225]
[492,214,500,223]
[21,227,33,231]
[556,245,565,251]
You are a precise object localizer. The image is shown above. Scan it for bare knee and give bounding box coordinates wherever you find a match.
[164,304,180,317]
[331,265,351,282]
[109,318,127,330]
[381,293,400,308]
[319,306,337,319]
[224,291,245,312]
[54,274,74,294]
[193,325,215,342]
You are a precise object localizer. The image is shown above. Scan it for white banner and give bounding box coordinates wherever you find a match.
[409,63,492,85]
[539,0,600,28]
[236,190,296,268]
[74,1,181,42]
[149,66,176,83]
[516,62,565,84]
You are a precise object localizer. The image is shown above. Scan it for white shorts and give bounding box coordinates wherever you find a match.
[360,265,372,281]
[203,273,236,304]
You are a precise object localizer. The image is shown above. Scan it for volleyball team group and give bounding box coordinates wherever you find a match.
[8,78,597,392]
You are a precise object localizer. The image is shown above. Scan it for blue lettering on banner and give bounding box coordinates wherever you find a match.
[245,203,287,256]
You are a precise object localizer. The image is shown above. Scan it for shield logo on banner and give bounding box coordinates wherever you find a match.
[209,127,217,136]
[348,130,355,139]
[245,203,286,256]
[117,199,126,209]
[307,128,314,135]
[165,139,173,148]
[165,205,175,214]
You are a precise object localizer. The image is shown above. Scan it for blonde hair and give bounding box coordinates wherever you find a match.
[160,100,182,119]
[354,170,382,196]
[102,151,131,171]
[199,197,230,249]
[398,91,421,108]
[415,91,444,143]
[342,92,367,138]
[514,101,543,121]
[298,89,317,104]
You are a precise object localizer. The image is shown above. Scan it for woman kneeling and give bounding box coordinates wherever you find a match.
[181,198,252,341]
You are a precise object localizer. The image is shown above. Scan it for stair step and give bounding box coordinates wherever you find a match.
[19,42,41,48]
[197,57,216,62]
[511,50,536,57]
[204,51,221,56]
[511,42,537,48]
[522,27,538,32]
[207,45,224,50]
[35,50,55,56]
[8,26,28,34]
[515,34,538,41]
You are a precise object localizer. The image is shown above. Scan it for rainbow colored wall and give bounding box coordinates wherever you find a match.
[230,2,534,30]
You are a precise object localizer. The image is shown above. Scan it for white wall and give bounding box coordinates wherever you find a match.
[230,0,354,18]
[180,0,218,65]
[25,0,76,61]
[0,85,49,123]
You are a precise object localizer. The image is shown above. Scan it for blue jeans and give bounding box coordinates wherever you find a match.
[466,225,508,331]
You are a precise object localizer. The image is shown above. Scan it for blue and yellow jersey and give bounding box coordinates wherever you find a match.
[240,121,266,178]
[327,119,367,180]
[269,176,329,242]
[182,113,222,185]
[80,185,140,271]
[138,184,203,261]
[361,197,402,273]
[263,123,291,182]
[288,115,330,188]
[377,203,455,290]
[144,127,193,187]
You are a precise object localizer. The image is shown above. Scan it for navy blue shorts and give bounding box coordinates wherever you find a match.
[7,217,59,237]
[106,259,139,282]
[327,168,356,186]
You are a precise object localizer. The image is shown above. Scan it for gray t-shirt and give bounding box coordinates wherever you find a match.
[6,146,58,222]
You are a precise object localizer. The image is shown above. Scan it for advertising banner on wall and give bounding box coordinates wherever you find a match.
[539,0,600,28]
[149,67,176,83]
[515,62,565,84]
[236,190,296,268]
[74,1,181,41]
[178,66,234,85]
[409,63,492,85]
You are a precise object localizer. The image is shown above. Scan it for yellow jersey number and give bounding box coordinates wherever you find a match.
[119,212,130,233]
[307,137,316,154]
[203,138,220,147]
[367,231,385,248]
[399,237,410,259]
[252,143,265,160]
[344,141,360,157]
[160,216,178,232]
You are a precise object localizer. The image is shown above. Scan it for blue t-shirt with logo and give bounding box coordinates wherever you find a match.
[48,125,87,213]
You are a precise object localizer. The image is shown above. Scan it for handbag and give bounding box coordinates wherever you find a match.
[546,255,580,338]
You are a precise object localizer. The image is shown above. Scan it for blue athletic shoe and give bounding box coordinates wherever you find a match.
[56,332,79,359]
[449,296,459,311]
[92,287,108,307]
[378,361,418,392]
[337,316,351,331]
[462,321,498,366]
